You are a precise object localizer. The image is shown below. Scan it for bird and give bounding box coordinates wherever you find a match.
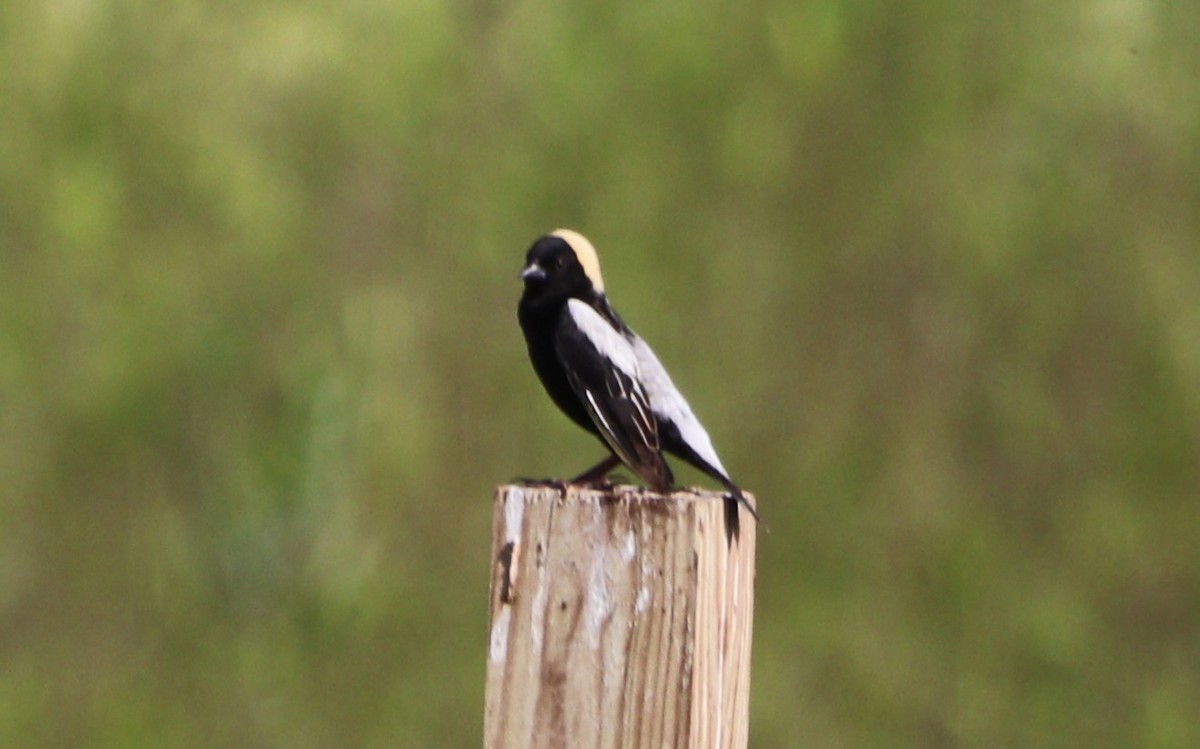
[516,229,760,535]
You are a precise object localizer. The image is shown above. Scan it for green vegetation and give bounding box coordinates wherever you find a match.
[2,0,1197,746]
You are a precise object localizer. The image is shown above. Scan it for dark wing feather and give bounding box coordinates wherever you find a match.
[554,310,673,491]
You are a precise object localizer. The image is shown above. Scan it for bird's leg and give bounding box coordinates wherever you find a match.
[570,454,621,488]
[510,454,622,494]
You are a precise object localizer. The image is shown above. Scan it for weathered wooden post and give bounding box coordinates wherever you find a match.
[483,484,756,749]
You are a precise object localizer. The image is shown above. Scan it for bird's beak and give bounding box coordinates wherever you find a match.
[520,263,546,283]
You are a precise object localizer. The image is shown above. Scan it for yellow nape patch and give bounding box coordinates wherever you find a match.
[552,228,605,293]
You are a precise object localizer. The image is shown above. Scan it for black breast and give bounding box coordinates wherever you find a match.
[518,300,598,436]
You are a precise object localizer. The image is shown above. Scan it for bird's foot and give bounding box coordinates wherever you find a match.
[572,476,615,491]
[510,476,571,493]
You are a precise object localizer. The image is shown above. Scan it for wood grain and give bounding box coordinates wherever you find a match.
[484,485,757,749]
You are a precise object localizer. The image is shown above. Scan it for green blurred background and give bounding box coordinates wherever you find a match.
[3,0,1198,746]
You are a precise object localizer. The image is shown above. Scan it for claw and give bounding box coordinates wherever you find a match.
[511,477,569,493]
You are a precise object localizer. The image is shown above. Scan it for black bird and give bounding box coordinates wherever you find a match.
[517,229,760,533]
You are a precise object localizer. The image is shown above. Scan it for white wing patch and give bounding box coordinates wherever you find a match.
[630,334,730,478]
[566,299,639,378]
[567,297,729,484]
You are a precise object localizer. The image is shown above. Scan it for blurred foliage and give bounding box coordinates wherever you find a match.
[2,0,1198,746]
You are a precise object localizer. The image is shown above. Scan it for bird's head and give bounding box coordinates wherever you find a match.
[519,229,606,306]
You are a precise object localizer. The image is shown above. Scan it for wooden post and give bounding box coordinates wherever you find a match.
[483,484,756,749]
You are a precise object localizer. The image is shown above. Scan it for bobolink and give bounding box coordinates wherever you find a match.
[517,229,759,533]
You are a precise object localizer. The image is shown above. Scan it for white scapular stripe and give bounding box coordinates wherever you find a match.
[630,334,729,478]
[567,299,639,378]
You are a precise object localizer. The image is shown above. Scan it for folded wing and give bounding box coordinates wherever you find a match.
[629,334,730,480]
[557,299,673,491]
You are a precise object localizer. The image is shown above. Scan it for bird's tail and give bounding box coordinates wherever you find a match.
[719,478,761,523]
[718,480,763,543]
